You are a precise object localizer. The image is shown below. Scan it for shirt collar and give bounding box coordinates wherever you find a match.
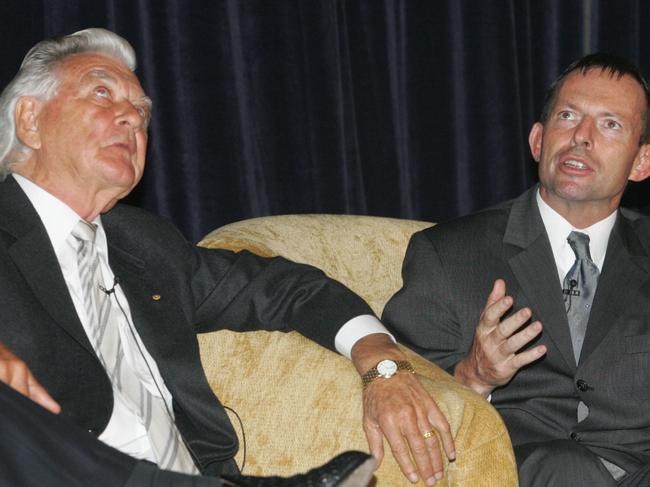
[12,173,105,254]
[536,188,617,270]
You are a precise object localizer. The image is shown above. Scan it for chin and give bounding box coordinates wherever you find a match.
[554,185,592,202]
[99,158,142,189]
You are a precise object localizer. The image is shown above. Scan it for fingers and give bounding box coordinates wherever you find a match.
[427,406,455,462]
[495,307,532,341]
[0,341,59,413]
[375,414,420,483]
[363,421,384,470]
[485,279,507,308]
[510,343,547,370]
[503,319,541,353]
[363,372,455,485]
[4,360,30,396]
[413,408,443,484]
[479,280,513,330]
[28,378,61,414]
[421,428,444,482]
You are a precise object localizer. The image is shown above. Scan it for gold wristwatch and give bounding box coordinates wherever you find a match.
[361,359,415,389]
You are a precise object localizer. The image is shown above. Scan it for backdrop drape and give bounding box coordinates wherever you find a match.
[1,0,648,242]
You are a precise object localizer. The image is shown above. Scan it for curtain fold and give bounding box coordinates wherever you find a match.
[0,0,647,242]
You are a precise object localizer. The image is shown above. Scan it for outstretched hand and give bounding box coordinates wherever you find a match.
[352,333,455,485]
[454,279,547,397]
[0,341,61,414]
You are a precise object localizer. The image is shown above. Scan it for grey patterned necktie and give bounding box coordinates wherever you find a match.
[563,231,600,364]
[563,231,600,425]
[71,220,198,473]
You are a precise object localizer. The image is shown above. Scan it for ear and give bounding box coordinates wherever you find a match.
[629,144,650,182]
[528,122,544,162]
[15,96,43,150]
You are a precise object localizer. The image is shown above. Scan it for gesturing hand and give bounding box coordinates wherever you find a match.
[454,279,547,398]
[0,341,61,414]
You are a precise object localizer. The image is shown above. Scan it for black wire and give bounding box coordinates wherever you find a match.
[105,282,247,473]
[223,405,247,472]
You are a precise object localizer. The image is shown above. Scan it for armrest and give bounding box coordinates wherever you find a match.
[198,215,517,485]
[198,329,518,485]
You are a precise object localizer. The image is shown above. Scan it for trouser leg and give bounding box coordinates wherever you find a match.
[0,382,225,487]
[515,439,617,487]
[0,381,136,487]
[619,462,650,487]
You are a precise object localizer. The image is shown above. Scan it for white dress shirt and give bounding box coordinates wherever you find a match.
[536,190,617,279]
[13,173,391,461]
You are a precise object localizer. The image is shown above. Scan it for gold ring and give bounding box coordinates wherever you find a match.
[423,430,435,439]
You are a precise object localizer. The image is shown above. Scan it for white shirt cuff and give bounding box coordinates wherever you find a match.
[334,314,395,359]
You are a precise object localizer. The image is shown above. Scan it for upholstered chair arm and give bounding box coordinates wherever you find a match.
[197,215,517,486]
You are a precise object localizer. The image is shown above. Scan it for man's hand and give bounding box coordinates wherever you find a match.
[454,279,547,397]
[0,341,60,414]
[352,333,455,485]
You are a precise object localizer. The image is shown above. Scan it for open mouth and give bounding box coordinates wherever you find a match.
[563,159,588,170]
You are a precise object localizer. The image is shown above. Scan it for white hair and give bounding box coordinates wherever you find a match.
[0,28,137,178]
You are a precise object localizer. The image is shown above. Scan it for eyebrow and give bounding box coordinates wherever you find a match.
[84,68,117,85]
[556,101,626,119]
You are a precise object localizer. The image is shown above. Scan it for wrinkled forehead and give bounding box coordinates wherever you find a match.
[55,52,147,97]
[557,69,647,115]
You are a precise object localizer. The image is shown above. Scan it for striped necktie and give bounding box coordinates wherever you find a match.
[71,220,198,473]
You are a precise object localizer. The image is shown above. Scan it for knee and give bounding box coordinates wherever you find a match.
[516,440,612,487]
[522,440,591,467]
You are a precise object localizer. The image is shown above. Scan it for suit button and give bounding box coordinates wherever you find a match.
[576,379,589,392]
[570,432,580,441]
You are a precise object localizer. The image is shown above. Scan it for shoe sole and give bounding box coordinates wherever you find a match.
[339,456,377,487]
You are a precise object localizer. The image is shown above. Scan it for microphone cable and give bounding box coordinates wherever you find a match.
[100,277,247,473]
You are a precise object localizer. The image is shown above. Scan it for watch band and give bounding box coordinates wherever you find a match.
[361,359,415,389]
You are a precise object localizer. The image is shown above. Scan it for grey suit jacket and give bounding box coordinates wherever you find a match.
[0,176,372,474]
[383,186,650,473]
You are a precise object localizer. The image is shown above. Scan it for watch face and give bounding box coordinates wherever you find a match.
[377,359,398,378]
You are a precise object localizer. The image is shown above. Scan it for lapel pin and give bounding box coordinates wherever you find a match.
[151,294,162,301]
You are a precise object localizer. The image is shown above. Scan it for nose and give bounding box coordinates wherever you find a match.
[571,117,593,149]
[115,100,145,130]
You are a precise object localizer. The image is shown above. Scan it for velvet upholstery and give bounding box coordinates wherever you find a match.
[197,214,518,486]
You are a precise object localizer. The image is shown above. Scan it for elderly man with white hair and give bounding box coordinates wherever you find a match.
[0,28,455,487]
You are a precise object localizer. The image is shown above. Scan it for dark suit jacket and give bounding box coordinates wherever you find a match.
[0,176,372,474]
[383,186,650,473]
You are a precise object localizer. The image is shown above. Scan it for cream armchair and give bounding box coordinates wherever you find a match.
[197,214,517,486]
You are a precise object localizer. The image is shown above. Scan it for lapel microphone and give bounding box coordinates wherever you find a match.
[562,279,580,297]
[99,276,121,295]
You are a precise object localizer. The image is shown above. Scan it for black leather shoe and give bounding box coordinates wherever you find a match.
[220,451,376,487]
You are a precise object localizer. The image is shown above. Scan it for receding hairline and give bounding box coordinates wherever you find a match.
[52,52,151,105]
[543,66,650,138]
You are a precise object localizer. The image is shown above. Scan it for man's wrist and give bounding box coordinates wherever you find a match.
[350,333,405,374]
[361,359,415,389]
[453,359,493,398]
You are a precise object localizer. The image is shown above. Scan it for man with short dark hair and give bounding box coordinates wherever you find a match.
[0,28,455,486]
[383,53,650,486]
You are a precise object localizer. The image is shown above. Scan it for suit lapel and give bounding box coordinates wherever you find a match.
[0,177,94,353]
[580,214,650,365]
[504,187,577,371]
[103,218,185,372]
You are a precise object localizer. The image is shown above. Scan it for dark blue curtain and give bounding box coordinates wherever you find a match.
[0,0,648,242]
